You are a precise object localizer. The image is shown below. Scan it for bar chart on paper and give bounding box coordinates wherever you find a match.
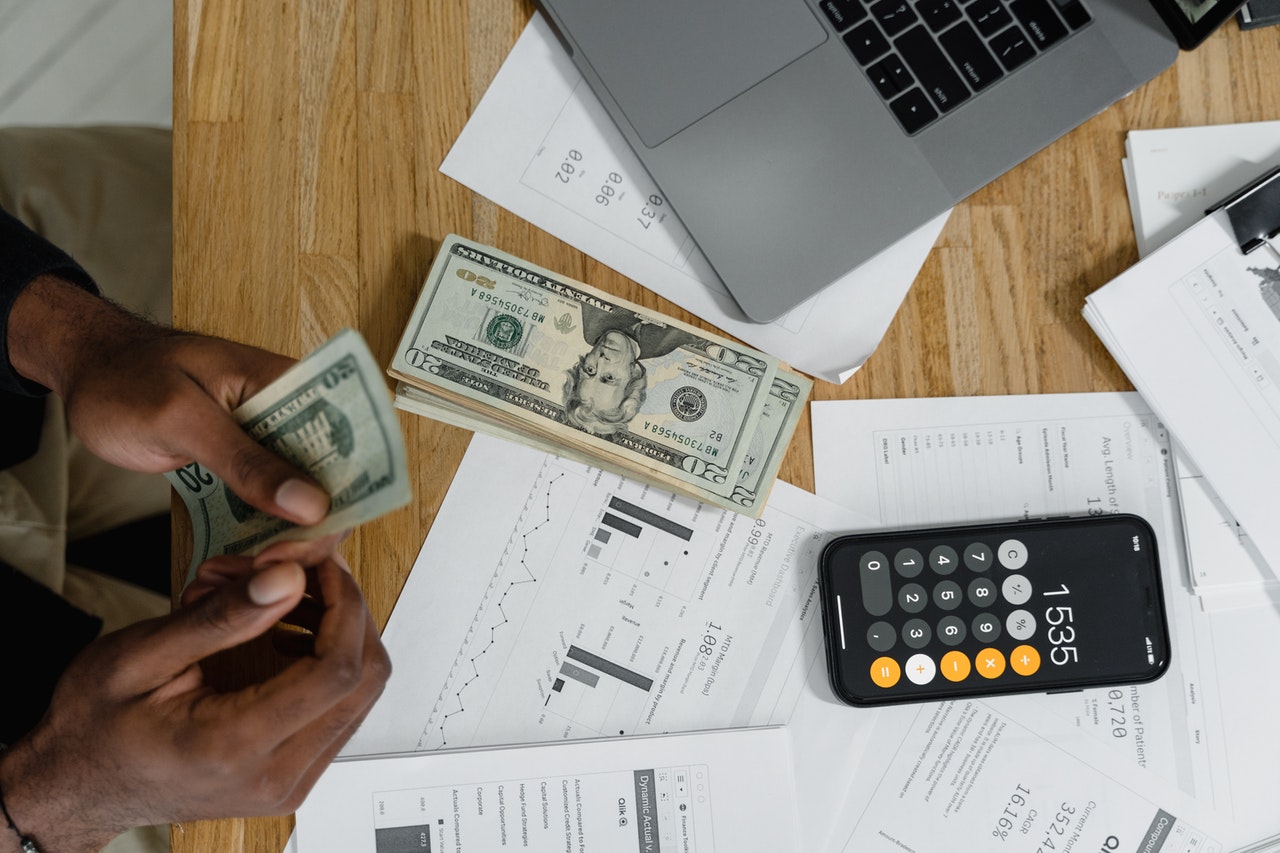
[414,448,835,753]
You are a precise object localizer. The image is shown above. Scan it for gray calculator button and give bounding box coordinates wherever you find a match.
[937,615,967,646]
[860,550,893,616]
[972,612,1001,642]
[967,577,997,606]
[894,547,924,578]
[963,542,994,571]
[998,538,1028,569]
[867,621,897,652]
[898,582,928,613]
[932,580,963,611]
[1007,608,1036,640]
[929,545,959,575]
[903,618,932,649]
[1001,573,1032,605]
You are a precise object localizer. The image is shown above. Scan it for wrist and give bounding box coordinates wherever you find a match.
[6,275,167,398]
[0,737,116,853]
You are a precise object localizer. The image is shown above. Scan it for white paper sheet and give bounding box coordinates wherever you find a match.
[298,727,800,853]
[1084,213,1280,580]
[439,14,950,384]
[340,432,880,851]
[1123,121,1280,258]
[1120,124,1280,606]
[826,698,1222,853]
[811,393,1280,849]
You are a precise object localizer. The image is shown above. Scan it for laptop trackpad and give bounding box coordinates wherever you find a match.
[547,0,827,148]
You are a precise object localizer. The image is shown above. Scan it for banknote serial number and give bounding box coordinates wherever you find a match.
[643,421,723,455]
[469,288,546,323]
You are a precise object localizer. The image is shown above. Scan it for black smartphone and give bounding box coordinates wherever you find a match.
[818,514,1171,707]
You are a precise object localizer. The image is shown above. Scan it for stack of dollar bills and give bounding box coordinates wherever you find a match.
[388,236,811,517]
[167,329,412,582]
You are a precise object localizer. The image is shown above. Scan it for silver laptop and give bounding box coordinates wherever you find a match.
[536,0,1240,322]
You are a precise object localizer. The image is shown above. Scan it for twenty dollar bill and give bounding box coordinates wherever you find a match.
[389,236,810,514]
[167,328,411,581]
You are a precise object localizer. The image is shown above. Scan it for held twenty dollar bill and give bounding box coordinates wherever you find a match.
[166,329,411,582]
[389,236,810,514]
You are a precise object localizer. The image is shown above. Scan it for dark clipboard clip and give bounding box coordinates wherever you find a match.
[1206,164,1280,260]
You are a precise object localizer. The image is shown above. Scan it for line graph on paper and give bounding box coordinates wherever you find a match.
[419,456,716,750]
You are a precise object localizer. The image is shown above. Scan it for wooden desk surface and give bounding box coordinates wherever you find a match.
[172,1,1280,849]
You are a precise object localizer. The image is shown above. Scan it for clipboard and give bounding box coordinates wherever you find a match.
[1083,166,1280,575]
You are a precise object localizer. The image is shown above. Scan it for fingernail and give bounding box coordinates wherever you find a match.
[248,562,304,606]
[275,479,329,524]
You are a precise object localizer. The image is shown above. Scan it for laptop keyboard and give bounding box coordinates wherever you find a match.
[818,0,1092,134]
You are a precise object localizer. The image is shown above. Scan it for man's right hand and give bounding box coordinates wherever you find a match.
[0,556,390,853]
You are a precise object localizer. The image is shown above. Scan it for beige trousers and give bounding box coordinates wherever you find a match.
[0,126,175,853]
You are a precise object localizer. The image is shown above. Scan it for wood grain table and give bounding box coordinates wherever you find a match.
[171,1,1280,849]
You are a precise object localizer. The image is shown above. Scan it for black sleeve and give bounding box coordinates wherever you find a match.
[1,210,107,746]
[1,205,99,469]
[0,562,102,746]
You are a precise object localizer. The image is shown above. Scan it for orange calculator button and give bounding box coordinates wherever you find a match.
[1010,645,1041,676]
[870,656,902,688]
[940,650,971,682]
[975,648,1006,679]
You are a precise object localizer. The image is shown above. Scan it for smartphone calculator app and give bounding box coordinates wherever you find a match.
[818,514,1171,706]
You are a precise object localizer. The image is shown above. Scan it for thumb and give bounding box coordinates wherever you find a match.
[131,562,307,685]
[187,399,331,525]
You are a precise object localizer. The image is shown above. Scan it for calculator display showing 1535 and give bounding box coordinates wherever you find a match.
[817,514,1171,706]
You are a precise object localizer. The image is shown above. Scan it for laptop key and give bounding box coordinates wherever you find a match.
[845,20,892,63]
[867,54,915,97]
[889,87,939,133]
[894,25,971,111]
[965,0,1014,36]
[871,0,921,36]
[939,21,1004,90]
[989,25,1037,70]
[1048,0,1092,28]
[915,0,964,31]
[819,0,869,31]
[1009,0,1068,47]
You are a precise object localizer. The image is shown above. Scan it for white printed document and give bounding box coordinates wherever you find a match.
[439,14,949,383]
[827,699,1222,853]
[1122,121,1280,258]
[811,393,1280,849]
[298,727,799,853]
[1120,129,1280,606]
[343,432,880,851]
[1084,208,1280,576]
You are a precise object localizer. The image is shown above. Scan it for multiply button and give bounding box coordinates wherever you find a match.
[940,650,971,681]
[975,648,1006,678]
[871,656,902,688]
[905,653,937,684]
[1010,644,1041,676]
[998,538,1028,569]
